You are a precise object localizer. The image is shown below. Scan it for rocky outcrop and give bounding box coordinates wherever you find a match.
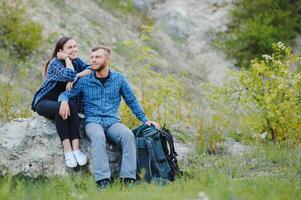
[0,115,189,178]
[134,0,235,84]
[0,115,121,178]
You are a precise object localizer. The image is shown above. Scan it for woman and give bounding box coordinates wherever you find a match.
[32,36,91,168]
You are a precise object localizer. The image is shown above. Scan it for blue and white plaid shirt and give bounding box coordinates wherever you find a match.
[31,57,90,110]
[58,70,149,127]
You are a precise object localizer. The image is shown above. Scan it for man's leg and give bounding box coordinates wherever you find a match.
[85,122,111,181]
[105,123,136,179]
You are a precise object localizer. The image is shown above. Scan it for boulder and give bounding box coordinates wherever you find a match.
[0,115,121,178]
[0,115,190,178]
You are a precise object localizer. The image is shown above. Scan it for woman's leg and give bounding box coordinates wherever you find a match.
[36,99,77,167]
[72,139,80,151]
[35,99,72,152]
[66,101,80,151]
[67,101,87,166]
[67,101,80,145]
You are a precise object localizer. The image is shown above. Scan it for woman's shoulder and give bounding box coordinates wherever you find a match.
[48,57,63,67]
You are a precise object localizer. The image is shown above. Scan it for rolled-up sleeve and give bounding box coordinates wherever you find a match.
[49,60,76,81]
[58,79,83,103]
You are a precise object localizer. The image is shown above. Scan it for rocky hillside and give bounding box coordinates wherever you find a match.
[133,0,234,83]
[22,0,234,91]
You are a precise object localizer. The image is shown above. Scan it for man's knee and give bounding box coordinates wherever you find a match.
[85,123,106,143]
[121,129,135,143]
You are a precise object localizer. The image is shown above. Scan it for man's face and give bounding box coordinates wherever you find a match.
[62,39,78,60]
[91,49,108,71]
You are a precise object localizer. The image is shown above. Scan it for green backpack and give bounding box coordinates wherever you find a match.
[132,124,182,182]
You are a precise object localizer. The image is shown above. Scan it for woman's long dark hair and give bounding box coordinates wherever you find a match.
[42,36,72,79]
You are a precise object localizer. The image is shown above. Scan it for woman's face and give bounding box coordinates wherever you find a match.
[62,39,78,60]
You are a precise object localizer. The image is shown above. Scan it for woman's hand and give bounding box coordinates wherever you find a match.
[57,51,68,60]
[66,81,75,91]
[59,101,70,120]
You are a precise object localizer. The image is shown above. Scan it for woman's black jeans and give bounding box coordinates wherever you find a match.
[35,99,80,141]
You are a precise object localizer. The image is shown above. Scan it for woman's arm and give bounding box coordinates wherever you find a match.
[57,51,75,71]
[76,69,92,78]
[49,59,76,82]
[66,69,92,91]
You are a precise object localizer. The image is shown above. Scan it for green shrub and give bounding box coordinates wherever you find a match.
[0,0,42,122]
[0,0,43,60]
[221,0,301,68]
[238,43,301,142]
[203,43,301,144]
[0,82,32,121]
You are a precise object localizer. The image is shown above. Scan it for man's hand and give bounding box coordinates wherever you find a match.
[145,121,160,130]
[59,101,70,120]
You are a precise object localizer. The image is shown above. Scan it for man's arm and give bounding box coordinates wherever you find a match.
[121,75,150,123]
[121,76,160,128]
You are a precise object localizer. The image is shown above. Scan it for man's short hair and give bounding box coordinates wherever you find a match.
[92,46,111,55]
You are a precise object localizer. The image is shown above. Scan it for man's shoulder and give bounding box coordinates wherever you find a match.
[80,73,94,82]
[111,70,125,80]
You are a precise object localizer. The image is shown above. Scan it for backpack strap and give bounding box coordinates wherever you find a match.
[144,135,171,180]
[161,128,182,177]
[161,129,178,157]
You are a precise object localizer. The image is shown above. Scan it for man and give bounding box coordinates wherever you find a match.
[58,47,159,188]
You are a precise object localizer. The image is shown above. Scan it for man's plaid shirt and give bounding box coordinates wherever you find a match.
[31,57,90,111]
[58,70,149,127]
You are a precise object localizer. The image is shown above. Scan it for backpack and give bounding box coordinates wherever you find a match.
[132,124,182,183]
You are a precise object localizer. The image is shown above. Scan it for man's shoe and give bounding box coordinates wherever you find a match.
[64,152,77,168]
[96,178,111,189]
[73,150,87,166]
[120,178,137,185]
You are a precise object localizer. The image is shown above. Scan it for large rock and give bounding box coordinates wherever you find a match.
[0,115,189,178]
[0,115,121,178]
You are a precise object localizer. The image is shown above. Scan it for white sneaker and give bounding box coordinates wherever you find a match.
[64,151,77,168]
[73,150,87,166]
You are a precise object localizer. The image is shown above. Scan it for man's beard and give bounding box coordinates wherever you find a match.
[93,63,106,72]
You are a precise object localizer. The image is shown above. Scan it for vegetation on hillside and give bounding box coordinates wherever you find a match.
[0,0,43,121]
[220,0,301,68]
[0,0,301,199]
[119,25,193,130]
[202,42,301,145]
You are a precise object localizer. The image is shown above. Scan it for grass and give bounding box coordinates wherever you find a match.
[0,143,300,200]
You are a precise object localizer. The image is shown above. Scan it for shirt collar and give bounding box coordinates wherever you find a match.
[92,70,113,84]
